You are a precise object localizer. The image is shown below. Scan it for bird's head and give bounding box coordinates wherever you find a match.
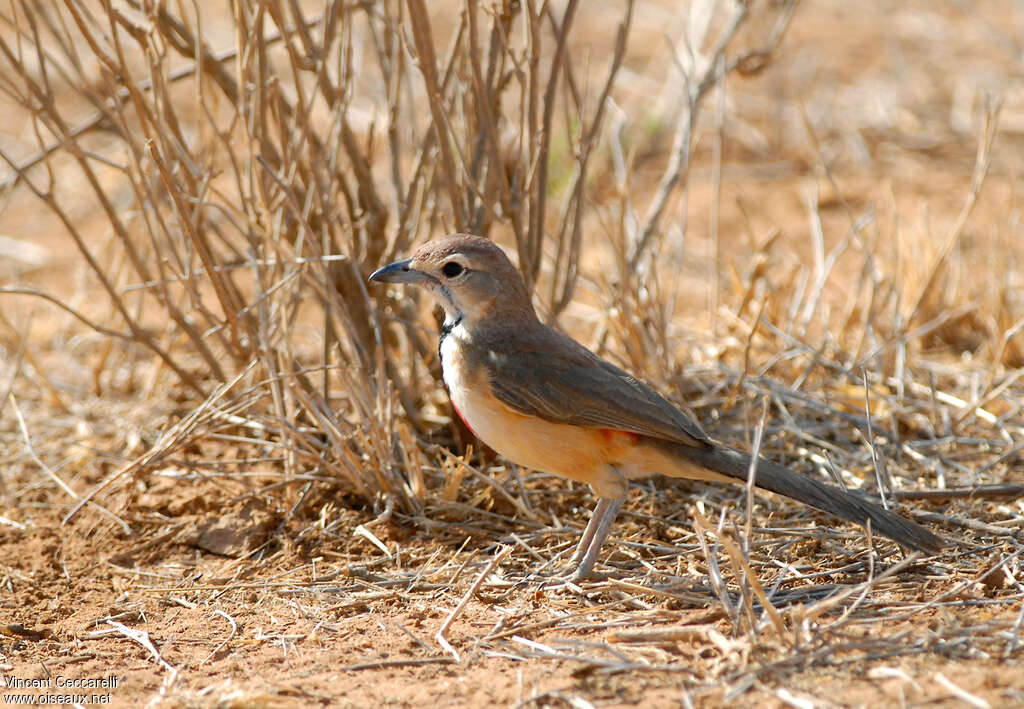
[369,234,536,330]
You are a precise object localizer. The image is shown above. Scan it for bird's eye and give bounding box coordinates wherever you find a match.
[441,261,464,278]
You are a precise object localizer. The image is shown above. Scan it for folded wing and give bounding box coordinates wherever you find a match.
[482,328,711,449]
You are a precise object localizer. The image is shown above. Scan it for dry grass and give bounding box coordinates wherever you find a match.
[0,0,1023,706]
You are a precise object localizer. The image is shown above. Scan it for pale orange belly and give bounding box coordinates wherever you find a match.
[440,328,729,498]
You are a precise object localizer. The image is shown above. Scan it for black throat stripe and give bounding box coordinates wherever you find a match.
[438,315,463,371]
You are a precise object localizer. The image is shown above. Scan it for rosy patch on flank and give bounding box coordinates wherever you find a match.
[451,401,478,436]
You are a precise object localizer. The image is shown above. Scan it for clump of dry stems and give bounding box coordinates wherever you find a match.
[0,0,798,513]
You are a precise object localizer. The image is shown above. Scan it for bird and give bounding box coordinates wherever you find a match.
[369,234,945,580]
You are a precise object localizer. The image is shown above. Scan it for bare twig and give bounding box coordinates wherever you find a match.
[436,545,511,661]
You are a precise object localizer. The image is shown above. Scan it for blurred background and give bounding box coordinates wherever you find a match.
[1,0,1021,501]
[0,0,1021,520]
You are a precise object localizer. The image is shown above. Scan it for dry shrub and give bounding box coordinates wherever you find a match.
[0,0,796,516]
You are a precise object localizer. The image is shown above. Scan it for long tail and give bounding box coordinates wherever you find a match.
[665,441,946,553]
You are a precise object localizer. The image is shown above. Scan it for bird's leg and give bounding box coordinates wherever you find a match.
[569,498,613,565]
[567,495,624,581]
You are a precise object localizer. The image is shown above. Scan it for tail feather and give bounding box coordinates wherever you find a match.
[667,442,946,553]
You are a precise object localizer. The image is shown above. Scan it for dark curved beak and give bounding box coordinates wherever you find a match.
[368,258,430,285]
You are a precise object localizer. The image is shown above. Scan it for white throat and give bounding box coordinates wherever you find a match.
[439,320,470,374]
[439,320,475,429]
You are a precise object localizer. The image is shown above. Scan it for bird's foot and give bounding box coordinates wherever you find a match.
[521,561,606,591]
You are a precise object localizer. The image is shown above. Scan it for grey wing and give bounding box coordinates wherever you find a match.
[483,336,711,448]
